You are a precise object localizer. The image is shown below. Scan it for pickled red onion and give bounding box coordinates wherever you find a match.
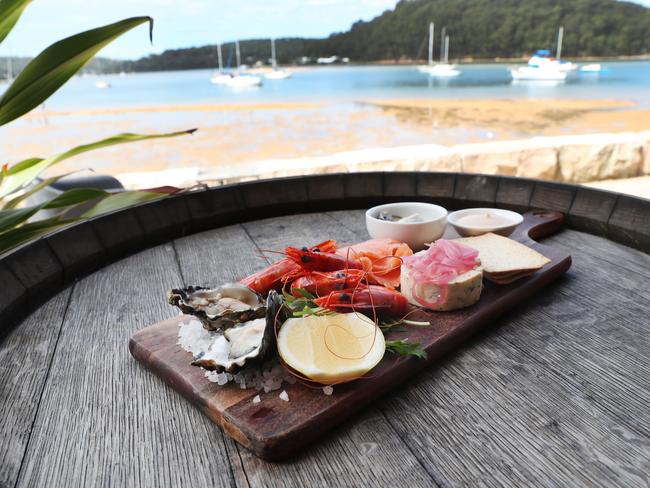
[402,240,480,308]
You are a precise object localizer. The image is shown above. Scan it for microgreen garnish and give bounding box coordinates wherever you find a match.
[385,339,427,359]
[282,288,333,318]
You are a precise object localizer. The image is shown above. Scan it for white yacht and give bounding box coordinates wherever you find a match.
[510,27,572,81]
[580,63,602,73]
[419,25,460,77]
[226,40,262,88]
[264,38,291,80]
[510,66,567,81]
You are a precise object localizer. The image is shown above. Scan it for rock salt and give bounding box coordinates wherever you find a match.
[177,319,218,355]
[322,386,334,396]
[279,390,289,402]
[252,395,261,404]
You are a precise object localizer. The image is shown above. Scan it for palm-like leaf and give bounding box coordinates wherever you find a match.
[0,16,153,126]
[0,216,76,253]
[0,187,107,233]
[0,129,195,199]
[0,0,33,44]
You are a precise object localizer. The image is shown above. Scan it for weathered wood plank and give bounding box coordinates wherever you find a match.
[547,229,650,279]
[15,245,236,488]
[494,240,650,435]
[0,289,71,488]
[380,331,650,487]
[239,213,437,486]
[328,210,650,484]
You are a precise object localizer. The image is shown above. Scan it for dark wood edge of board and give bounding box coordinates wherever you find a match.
[1,172,647,339]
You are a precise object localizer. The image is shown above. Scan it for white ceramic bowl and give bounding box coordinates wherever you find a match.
[448,208,523,237]
[365,202,448,250]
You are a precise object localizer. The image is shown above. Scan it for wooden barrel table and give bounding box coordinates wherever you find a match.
[1,173,649,487]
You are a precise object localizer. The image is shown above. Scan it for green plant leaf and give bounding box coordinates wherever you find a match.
[81,190,163,218]
[385,339,427,359]
[2,172,74,209]
[0,187,108,233]
[44,188,107,209]
[0,206,40,233]
[0,0,33,44]
[0,129,195,199]
[0,216,76,254]
[0,16,153,126]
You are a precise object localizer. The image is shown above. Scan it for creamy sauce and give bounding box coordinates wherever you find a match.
[456,212,513,227]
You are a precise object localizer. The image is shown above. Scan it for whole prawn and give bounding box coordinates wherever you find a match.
[240,240,337,295]
[285,246,363,272]
[291,269,367,297]
[314,285,409,318]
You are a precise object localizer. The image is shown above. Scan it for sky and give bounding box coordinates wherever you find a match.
[1,0,649,60]
[0,0,399,59]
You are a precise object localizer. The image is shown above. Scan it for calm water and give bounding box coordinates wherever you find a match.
[19,61,650,110]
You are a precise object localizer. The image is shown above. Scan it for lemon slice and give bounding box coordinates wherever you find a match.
[277,313,385,384]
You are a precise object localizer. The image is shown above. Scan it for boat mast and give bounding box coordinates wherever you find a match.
[556,26,564,60]
[217,43,223,72]
[235,40,241,69]
[444,35,450,64]
[440,26,447,63]
[7,56,12,81]
[428,22,434,66]
[271,38,277,69]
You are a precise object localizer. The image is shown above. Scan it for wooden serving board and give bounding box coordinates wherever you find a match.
[130,211,571,461]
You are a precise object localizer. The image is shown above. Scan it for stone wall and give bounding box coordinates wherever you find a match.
[189,131,650,186]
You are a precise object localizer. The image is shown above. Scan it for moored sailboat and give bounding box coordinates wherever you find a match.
[265,38,291,80]
[210,43,232,85]
[419,25,461,77]
[226,40,263,88]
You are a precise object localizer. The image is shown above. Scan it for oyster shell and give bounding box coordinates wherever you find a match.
[191,290,284,373]
[168,283,265,330]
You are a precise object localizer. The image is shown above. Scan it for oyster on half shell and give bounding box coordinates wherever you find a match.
[192,290,283,373]
[168,283,265,330]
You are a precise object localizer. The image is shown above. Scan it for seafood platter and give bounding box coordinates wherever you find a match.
[130,205,571,460]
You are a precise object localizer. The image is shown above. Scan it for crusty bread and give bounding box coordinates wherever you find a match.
[454,233,550,278]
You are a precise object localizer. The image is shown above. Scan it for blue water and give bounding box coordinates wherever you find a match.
[28,61,650,110]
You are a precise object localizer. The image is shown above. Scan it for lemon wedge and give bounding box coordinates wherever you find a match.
[277,313,385,384]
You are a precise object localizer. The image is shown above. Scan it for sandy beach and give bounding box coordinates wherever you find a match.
[1,98,648,183]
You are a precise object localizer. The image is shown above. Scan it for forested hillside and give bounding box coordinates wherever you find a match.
[6,0,644,74]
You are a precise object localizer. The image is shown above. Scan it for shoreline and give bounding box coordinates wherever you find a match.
[20,97,644,119]
[66,56,650,76]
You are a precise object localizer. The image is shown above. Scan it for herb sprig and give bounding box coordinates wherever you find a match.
[385,339,428,359]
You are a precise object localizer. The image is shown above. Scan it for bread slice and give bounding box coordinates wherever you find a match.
[454,233,550,281]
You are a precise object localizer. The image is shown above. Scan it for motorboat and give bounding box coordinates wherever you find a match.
[580,63,602,73]
[510,66,567,81]
[265,70,291,80]
[95,80,111,89]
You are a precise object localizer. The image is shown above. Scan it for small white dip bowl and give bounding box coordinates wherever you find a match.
[448,208,523,237]
[365,202,448,250]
